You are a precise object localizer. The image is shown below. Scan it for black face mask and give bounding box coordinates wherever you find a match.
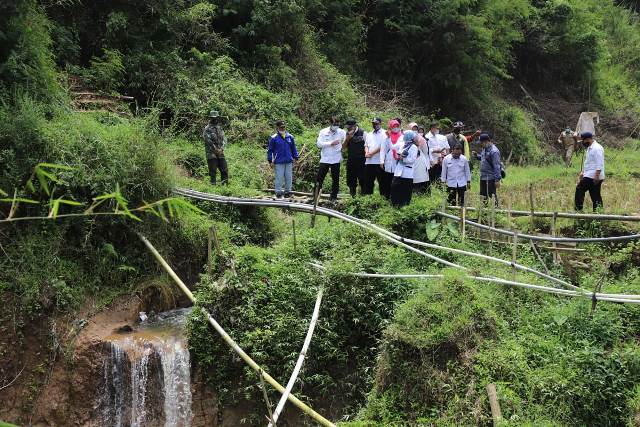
[582,140,590,148]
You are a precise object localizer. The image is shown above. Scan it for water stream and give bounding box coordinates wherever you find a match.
[100,308,193,427]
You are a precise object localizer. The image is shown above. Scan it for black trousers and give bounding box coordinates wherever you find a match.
[207,157,229,184]
[362,164,384,195]
[447,186,467,206]
[316,162,341,199]
[413,182,429,194]
[428,163,442,183]
[346,157,366,196]
[390,177,413,207]
[480,179,498,206]
[379,171,394,199]
[575,177,603,211]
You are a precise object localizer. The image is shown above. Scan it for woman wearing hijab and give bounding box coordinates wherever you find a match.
[379,119,404,199]
[390,131,419,207]
[412,125,430,194]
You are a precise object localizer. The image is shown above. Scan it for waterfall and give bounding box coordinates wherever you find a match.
[100,308,193,427]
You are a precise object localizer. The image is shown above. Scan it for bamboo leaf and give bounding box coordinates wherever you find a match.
[57,199,83,206]
[36,171,50,195]
[0,198,40,204]
[0,188,7,197]
[49,199,60,218]
[426,220,441,241]
[37,163,74,171]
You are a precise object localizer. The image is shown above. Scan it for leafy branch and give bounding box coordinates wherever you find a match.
[0,163,203,224]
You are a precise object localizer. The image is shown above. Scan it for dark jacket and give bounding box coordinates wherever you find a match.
[477,143,501,181]
[345,128,366,159]
[267,132,299,164]
[203,124,226,159]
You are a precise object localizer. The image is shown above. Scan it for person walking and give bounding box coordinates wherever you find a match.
[267,120,299,199]
[203,110,229,184]
[363,118,385,195]
[441,143,471,206]
[379,119,403,199]
[475,133,501,206]
[316,116,346,202]
[343,119,366,197]
[557,128,577,166]
[390,131,419,207]
[574,131,604,211]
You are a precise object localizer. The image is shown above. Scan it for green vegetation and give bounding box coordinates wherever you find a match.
[2,0,640,425]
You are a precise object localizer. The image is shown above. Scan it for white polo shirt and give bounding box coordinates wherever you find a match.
[583,141,605,180]
[365,128,386,165]
[316,127,346,164]
[441,154,471,188]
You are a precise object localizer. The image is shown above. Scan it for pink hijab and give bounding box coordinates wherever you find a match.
[388,119,402,159]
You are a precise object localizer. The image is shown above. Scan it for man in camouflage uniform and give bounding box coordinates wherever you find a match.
[203,110,229,184]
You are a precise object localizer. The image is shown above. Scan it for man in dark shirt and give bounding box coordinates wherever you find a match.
[203,110,229,184]
[343,119,366,197]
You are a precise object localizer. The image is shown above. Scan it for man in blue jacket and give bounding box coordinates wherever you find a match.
[268,120,299,199]
[475,133,501,206]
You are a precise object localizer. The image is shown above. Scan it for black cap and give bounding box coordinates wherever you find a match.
[430,122,439,129]
[345,119,357,126]
[371,117,382,124]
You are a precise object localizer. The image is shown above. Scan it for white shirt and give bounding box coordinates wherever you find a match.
[365,128,386,165]
[583,141,605,180]
[413,140,430,184]
[380,134,404,173]
[393,144,418,179]
[316,127,346,164]
[426,131,445,164]
[441,154,471,188]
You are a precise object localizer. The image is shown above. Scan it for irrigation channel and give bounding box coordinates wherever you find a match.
[174,188,640,303]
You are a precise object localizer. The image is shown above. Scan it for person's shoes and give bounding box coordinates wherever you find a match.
[284,192,292,199]
[276,193,284,199]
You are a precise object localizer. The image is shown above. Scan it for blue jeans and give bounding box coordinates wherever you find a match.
[274,162,293,196]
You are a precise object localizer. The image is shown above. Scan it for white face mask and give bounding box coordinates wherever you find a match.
[330,125,339,132]
[391,127,400,133]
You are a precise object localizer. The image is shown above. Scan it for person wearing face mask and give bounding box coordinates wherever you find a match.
[446,121,481,163]
[342,119,367,197]
[379,119,404,199]
[267,120,299,199]
[412,125,430,194]
[363,117,386,195]
[441,143,471,206]
[316,116,346,202]
[390,131,419,207]
[573,131,604,211]
[426,122,446,186]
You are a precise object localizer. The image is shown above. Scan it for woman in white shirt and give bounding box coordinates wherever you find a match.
[413,125,430,194]
[379,119,403,199]
[390,131,419,207]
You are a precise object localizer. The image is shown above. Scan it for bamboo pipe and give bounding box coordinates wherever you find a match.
[173,189,640,299]
[486,384,502,426]
[269,286,324,426]
[308,264,640,304]
[138,234,335,427]
[446,205,640,222]
[436,211,640,244]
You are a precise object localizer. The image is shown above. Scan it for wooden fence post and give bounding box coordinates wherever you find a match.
[511,232,518,281]
[551,211,558,264]
[486,383,502,426]
[529,183,535,232]
[311,183,320,228]
[461,206,467,240]
[292,218,297,252]
[207,226,213,276]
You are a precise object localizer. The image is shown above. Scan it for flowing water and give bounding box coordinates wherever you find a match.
[100,308,193,427]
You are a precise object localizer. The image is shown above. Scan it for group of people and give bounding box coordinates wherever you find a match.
[266,116,502,208]
[203,110,606,212]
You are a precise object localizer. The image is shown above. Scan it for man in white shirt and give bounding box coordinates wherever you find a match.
[574,131,604,211]
[426,122,447,186]
[316,116,346,201]
[441,143,471,206]
[363,117,386,195]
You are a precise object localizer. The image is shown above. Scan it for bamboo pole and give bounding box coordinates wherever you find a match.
[530,240,551,276]
[461,206,466,241]
[207,227,213,276]
[486,384,502,426]
[311,184,320,228]
[269,286,324,427]
[551,212,558,264]
[138,234,335,427]
[292,218,297,252]
[511,232,518,281]
[528,183,535,232]
[445,206,640,222]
